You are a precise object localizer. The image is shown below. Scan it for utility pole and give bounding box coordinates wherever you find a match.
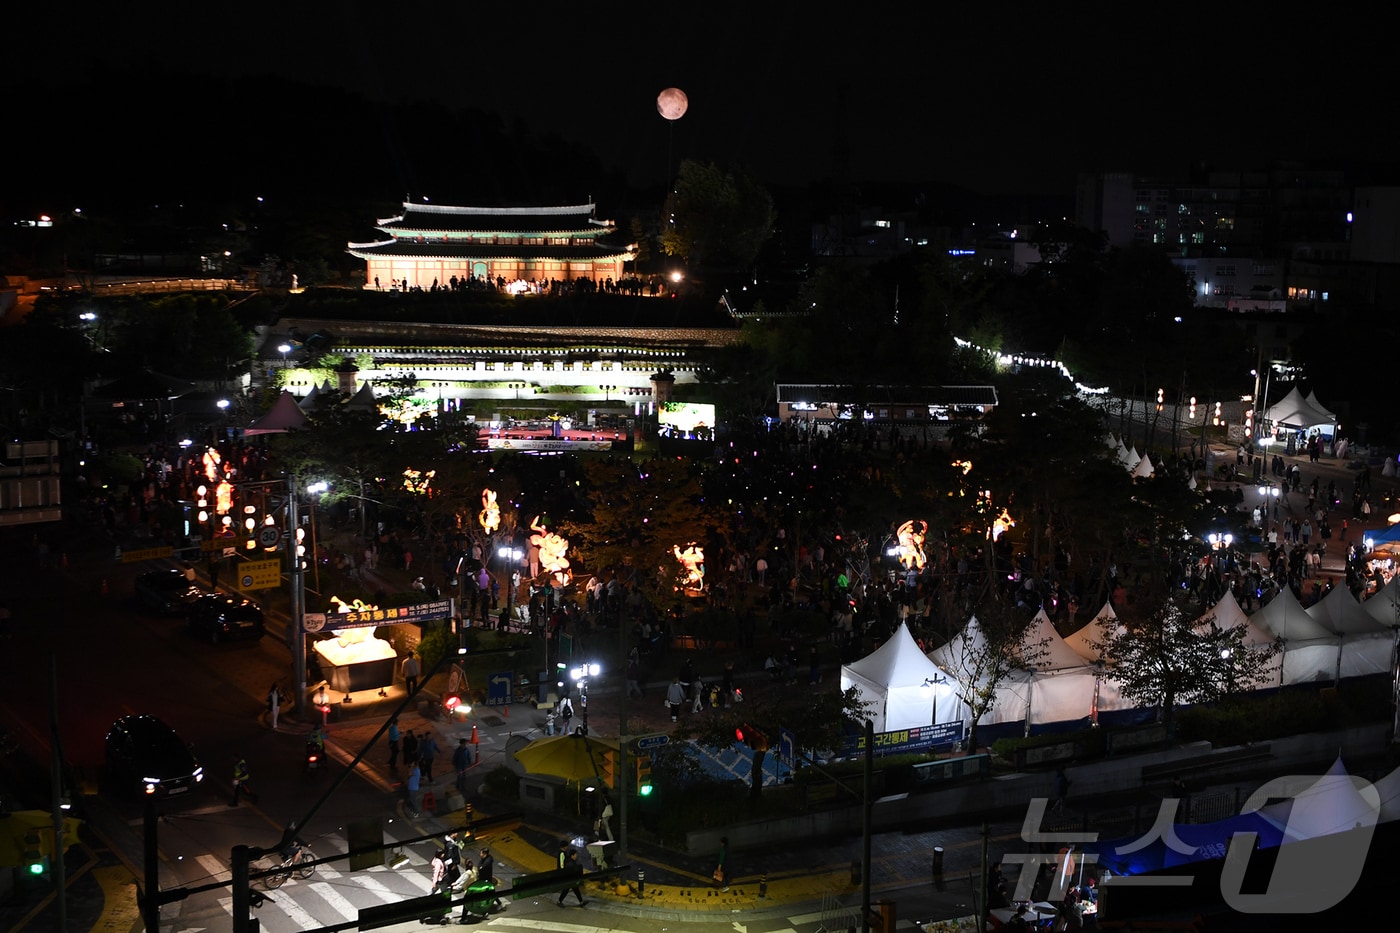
[289,473,306,718]
[48,655,68,932]
[862,718,873,933]
[618,602,630,864]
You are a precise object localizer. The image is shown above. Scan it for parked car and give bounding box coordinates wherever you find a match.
[186,594,265,643]
[135,569,206,615]
[105,714,203,798]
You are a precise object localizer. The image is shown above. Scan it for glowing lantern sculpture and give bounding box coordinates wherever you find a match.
[479,488,500,534]
[894,520,928,571]
[202,447,222,483]
[673,543,706,594]
[214,480,233,517]
[991,507,1016,541]
[402,467,436,496]
[529,516,572,586]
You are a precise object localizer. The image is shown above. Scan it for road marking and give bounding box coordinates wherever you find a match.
[351,873,399,901]
[196,853,230,883]
[263,887,323,928]
[309,881,360,921]
[489,919,620,933]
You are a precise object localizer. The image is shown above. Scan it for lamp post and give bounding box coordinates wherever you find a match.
[569,662,601,736]
[498,546,523,617]
[1257,485,1280,538]
[277,343,291,368]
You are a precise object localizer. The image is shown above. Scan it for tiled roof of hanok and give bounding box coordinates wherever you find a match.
[775,384,999,407]
[376,203,609,234]
[345,240,632,261]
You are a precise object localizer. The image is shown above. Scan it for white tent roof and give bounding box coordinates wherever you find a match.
[1131,453,1155,478]
[1363,577,1400,629]
[1197,590,1276,647]
[1065,603,1120,662]
[1304,390,1337,422]
[845,621,948,687]
[1022,609,1095,672]
[1264,386,1336,429]
[1307,586,1390,637]
[1255,586,1336,642]
[1116,439,1134,469]
[1253,757,1381,842]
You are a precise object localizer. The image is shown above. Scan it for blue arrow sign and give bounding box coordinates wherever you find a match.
[779,727,796,768]
[488,671,514,707]
[636,733,669,751]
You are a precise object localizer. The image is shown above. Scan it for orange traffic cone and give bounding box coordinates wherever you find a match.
[503,703,509,718]
[470,724,479,745]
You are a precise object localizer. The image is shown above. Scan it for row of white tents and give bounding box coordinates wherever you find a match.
[842,578,1400,737]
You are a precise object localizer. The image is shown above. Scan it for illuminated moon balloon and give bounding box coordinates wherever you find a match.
[656,87,689,121]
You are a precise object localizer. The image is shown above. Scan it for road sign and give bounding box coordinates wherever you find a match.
[239,558,281,590]
[779,727,796,768]
[256,525,282,548]
[119,545,173,564]
[488,672,513,707]
[635,733,669,751]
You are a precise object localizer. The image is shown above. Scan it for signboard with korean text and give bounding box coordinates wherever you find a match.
[239,558,282,590]
[321,598,455,631]
[841,721,963,758]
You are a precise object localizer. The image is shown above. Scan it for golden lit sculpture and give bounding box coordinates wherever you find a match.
[214,479,233,516]
[991,507,1016,541]
[529,516,572,586]
[895,520,928,571]
[479,488,500,534]
[402,467,436,496]
[202,447,222,483]
[673,543,705,592]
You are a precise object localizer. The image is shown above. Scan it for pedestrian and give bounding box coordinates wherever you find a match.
[387,717,401,769]
[419,732,438,782]
[403,652,421,695]
[626,656,643,699]
[403,729,420,770]
[232,756,256,806]
[405,762,422,816]
[266,682,284,730]
[546,710,557,736]
[453,738,472,795]
[431,848,448,893]
[559,696,574,733]
[403,547,414,573]
[665,676,686,722]
[1053,768,1071,812]
[556,844,587,906]
[713,836,729,891]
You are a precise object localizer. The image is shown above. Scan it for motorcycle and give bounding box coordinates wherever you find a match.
[305,740,324,771]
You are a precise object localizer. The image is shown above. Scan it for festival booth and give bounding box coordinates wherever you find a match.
[1252,587,1339,685]
[1016,610,1106,727]
[840,622,960,733]
[1262,386,1338,442]
[1306,586,1395,679]
[928,615,1035,742]
[243,390,309,436]
[1195,590,1284,687]
[1364,577,1400,629]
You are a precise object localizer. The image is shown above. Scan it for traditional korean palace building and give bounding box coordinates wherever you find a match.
[346,201,634,291]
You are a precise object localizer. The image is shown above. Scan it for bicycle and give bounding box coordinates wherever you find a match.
[260,845,316,889]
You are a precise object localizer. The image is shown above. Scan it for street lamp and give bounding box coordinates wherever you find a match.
[498,546,523,618]
[1257,485,1280,537]
[278,343,291,367]
[569,662,601,736]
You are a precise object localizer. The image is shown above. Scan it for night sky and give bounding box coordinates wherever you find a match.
[6,3,1395,205]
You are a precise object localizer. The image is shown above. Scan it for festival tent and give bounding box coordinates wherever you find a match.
[1127,446,1141,470]
[297,381,327,410]
[244,390,308,436]
[1263,386,1336,431]
[345,381,380,412]
[1306,586,1393,678]
[1196,591,1283,687]
[1304,390,1337,423]
[1115,439,1135,469]
[1014,610,1103,725]
[841,622,959,733]
[928,616,1034,731]
[1252,757,1381,843]
[1131,453,1155,479]
[1252,587,1339,685]
[1065,603,1121,663]
[1363,577,1400,629]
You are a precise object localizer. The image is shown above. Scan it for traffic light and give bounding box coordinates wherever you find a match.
[599,750,616,789]
[21,827,50,875]
[635,754,654,796]
[735,723,769,751]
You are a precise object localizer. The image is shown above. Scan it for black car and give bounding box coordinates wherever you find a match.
[105,714,204,798]
[186,594,265,643]
[135,569,206,615]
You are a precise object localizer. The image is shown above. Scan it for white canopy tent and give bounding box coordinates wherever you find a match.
[840,622,960,733]
[1307,587,1395,679]
[1065,603,1121,663]
[1263,386,1337,433]
[1196,590,1283,686]
[929,616,1035,731]
[1254,587,1340,685]
[1018,609,1116,725]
